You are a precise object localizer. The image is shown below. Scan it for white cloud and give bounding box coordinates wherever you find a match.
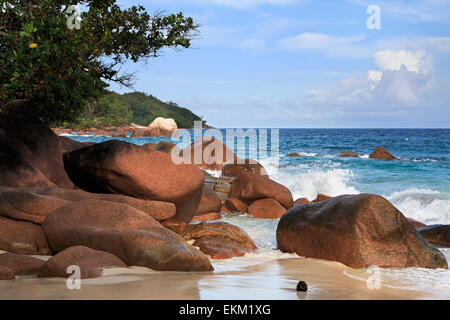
[277,32,450,59]
[373,49,431,73]
[279,32,366,50]
[304,49,448,111]
[368,70,383,82]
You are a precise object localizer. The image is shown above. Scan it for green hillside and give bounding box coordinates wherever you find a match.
[63,91,205,129]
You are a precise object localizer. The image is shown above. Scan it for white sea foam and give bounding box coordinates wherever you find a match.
[204,169,222,178]
[387,188,450,225]
[412,158,438,162]
[254,154,450,226]
[271,168,359,201]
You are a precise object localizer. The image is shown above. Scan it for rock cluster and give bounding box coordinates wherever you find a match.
[1,111,447,283]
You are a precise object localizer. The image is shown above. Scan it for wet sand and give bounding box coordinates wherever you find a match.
[1,255,448,300]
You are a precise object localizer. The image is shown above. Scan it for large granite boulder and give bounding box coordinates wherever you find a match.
[42,199,213,271]
[0,187,176,224]
[0,189,70,224]
[248,198,286,219]
[195,187,222,216]
[225,197,248,213]
[179,137,238,171]
[63,140,205,232]
[38,246,127,279]
[221,159,267,178]
[229,172,293,209]
[131,118,178,137]
[0,108,74,188]
[147,117,178,137]
[0,135,55,188]
[277,194,448,269]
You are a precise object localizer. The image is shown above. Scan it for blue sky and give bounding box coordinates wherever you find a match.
[110,0,450,128]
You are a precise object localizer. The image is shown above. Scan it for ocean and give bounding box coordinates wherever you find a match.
[47,128,450,299]
[67,128,450,226]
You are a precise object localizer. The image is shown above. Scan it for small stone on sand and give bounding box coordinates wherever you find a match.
[296,280,308,292]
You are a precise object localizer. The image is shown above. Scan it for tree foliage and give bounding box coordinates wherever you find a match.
[0,0,198,123]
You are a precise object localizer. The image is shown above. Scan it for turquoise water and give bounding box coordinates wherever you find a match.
[67,128,450,225]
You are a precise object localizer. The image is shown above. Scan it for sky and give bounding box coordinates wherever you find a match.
[110,0,450,128]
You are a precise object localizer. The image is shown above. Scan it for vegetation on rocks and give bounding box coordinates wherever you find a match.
[64,91,204,129]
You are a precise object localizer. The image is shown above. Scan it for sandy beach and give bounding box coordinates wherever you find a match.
[1,248,449,300]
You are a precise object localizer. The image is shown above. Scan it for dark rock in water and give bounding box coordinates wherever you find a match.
[0,108,74,188]
[221,159,267,178]
[369,147,397,160]
[63,140,204,229]
[42,199,213,271]
[0,216,51,255]
[294,198,310,206]
[0,134,56,188]
[225,197,248,213]
[195,186,222,216]
[296,281,308,292]
[185,221,256,259]
[229,172,293,209]
[248,198,286,219]
[418,225,450,247]
[286,153,302,157]
[338,151,360,158]
[311,194,332,203]
[38,246,127,279]
[0,252,46,275]
[0,266,15,280]
[277,194,448,269]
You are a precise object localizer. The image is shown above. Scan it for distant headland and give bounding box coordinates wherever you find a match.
[52,91,213,137]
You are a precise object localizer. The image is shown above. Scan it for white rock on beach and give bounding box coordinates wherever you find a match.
[131,117,178,137]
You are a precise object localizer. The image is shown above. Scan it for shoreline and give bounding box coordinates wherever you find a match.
[1,254,447,300]
[52,123,216,137]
